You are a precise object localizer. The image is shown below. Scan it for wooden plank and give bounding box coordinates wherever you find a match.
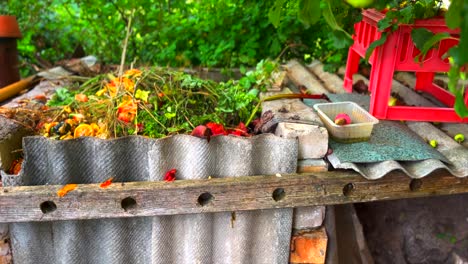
[285,60,328,94]
[307,61,346,94]
[0,171,467,223]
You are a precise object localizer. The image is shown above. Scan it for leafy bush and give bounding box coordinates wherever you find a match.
[1,0,357,76]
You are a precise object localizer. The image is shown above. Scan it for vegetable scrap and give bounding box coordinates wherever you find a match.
[8,158,23,175]
[191,122,249,140]
[1,59,279,140]
[99,177,114,188]
[429,139,438,148]
[191,125,213,141]
[74,93,88,102]
[388,96,398,107]
[57,184,78,197]
[164,169,177,182]
[454,133,465,143]
[334,113,351,126]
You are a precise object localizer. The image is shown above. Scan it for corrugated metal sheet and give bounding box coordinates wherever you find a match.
[304,62,468,180]
[4,134,298,264]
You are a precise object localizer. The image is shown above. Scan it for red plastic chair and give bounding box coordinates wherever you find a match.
[344,9,468,123]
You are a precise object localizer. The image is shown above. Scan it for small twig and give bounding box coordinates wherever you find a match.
[183,114,195,129]
[139,102,167,129]
[276,43,309,61]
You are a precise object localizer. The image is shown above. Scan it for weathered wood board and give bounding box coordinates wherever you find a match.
[0,170,466,223]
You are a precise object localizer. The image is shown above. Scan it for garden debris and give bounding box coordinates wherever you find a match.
[8,158,22,175]
[164,169,177,182]
[99,177,114,188]
[352,79,368,94]
[191,125,213,142]
[252,110,275,133]
[57,184,78,197]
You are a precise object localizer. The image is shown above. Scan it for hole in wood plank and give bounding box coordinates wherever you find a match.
[343,183,355,196]
[40,201,57,214]
[409,179,422,191]
[272,188,286,201]
[121,197,137,212]
[198,192,214,206]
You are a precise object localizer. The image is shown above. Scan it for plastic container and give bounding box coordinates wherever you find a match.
[313,102,379,143]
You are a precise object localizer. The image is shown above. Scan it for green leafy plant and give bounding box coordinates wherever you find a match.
[1,0,324,74]
[47,87,75,107]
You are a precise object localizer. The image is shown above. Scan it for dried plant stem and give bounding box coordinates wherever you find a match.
[118,9,135,78]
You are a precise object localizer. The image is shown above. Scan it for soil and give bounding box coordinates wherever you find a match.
[355,193,468,264]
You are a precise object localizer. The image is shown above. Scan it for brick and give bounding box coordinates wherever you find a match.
[0,255,12,264]
[290,227,328,264]
[293,206,326,230]
[275,122,328,159]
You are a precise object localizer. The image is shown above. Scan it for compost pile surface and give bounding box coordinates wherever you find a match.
[1,60,279,141]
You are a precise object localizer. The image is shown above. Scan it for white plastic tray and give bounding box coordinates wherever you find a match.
[313,101,379,143]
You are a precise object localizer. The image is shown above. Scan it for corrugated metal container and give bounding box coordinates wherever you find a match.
[3,134,299,264]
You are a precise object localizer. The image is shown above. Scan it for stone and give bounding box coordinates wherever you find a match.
[275,122,328,159]
[293,206,326,230]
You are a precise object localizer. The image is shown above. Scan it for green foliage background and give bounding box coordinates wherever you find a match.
[0,0,359,76]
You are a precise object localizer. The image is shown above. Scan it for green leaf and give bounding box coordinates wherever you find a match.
[47,88,74,107]
[239,65,246,75]
[377,17,392,31]
[298,0,321,27]
[322,0,352,39]
[446,0,463,29]
[399,6,414,24]
[454,87,468,118]
[447,58,460,95]
[447,59,468,118]
[330,31,353,49]
[268,0,286,28]
[247,89,259,97]
[412,30,451,63]
[164,112,176,119]
[411,28,434,51]
[457,2,468,65]
[135,89,150,102]
[345,0,374,8]
[365,32,388,60]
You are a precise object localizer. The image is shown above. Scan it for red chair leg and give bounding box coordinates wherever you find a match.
[343,47,361,93]
[415,72,435,91]
[369,36,398,119]
[415,72,455,107]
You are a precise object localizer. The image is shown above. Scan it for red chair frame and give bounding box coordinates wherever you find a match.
[344,9,468,123]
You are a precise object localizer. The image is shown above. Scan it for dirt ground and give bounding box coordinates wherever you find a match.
[355,193,468,264]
